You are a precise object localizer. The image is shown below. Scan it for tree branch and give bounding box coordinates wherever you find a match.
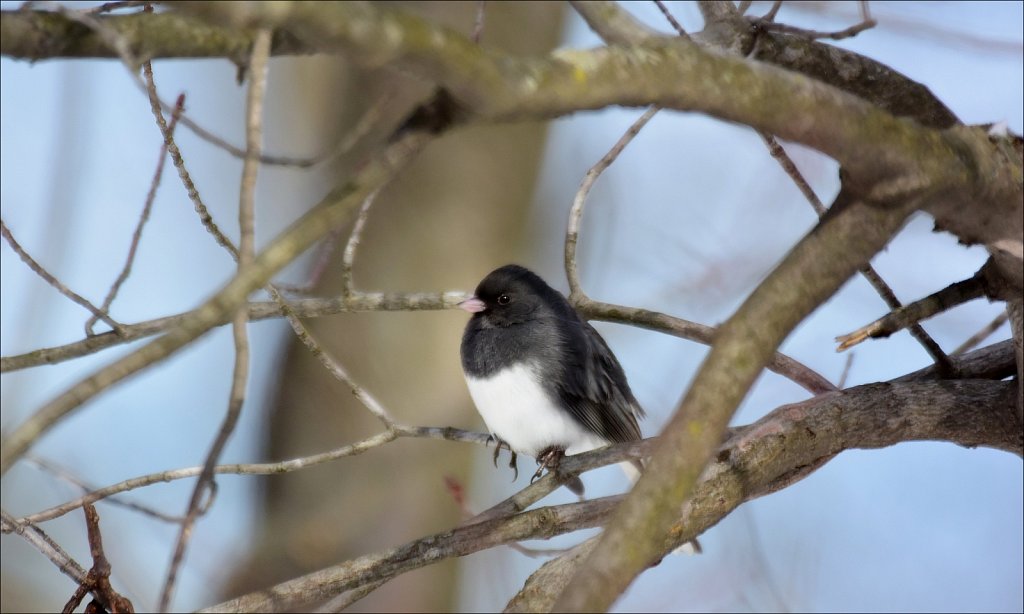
[0,100,439,475]
[554,190,920,611]
[0,9,315,60]
[199,377,1020,612]
[4,2,1018,277]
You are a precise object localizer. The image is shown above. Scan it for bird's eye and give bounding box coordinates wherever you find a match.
[497,293,511,305]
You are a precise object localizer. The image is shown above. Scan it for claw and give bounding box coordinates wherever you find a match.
[531,446,566,484]
[508,451,518,481]
[488,437,520,481]
[530,465,545,484]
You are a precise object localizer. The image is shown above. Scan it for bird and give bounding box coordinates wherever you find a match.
[458,264,646,496]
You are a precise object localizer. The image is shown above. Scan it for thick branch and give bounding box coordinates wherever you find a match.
[200,378,1019,612]
[0,10,314,60]
[507,380,1021,612]
[173,2,1019,285]
[555,191,918,610]
[4,3,1018,277]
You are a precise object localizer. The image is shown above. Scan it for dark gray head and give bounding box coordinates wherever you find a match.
[458,264,573,328]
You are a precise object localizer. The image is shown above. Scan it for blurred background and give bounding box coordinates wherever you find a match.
[1,1,1021,611]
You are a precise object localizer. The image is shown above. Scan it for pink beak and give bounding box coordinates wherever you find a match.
[458,297,486,313]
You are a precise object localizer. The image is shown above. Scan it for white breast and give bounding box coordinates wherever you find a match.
[465,362,608,459]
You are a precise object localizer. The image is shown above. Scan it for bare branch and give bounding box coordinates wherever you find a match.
[555,188,918,611]
[897,339,1015,382]
[759,134,953,371]
[508,379,1020,611]
[755,0,877,41]
[836,273,986,351]
[141,61,239,260]
[340,189,381,299]
[200,378,1020,612]
[1,509,88,585]
[157,27,270,611]
[7,6,318,168]
[62,504,134,614]
[0,90,438,475]
[86,91,185,335]
[652,0,689,39]
[953,311,1009,355]
[1,292,472,373]
[1,218,124,335]
[565,107,659,300]
[11,431,402,527]
[25,455,183,524]
[580,299,837,394]
[268,286,396,428]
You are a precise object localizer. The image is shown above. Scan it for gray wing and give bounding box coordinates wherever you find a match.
[553,319,645,443]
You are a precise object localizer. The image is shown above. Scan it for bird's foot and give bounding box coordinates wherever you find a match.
[532,446,585,496]
[487,435,519,481]
[531,446,564,483]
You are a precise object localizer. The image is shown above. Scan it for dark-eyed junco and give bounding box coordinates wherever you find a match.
[459,264,645,495]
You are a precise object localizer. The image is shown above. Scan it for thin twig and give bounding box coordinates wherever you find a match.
[759,134,953,372]
[953,312,1009,355]
[15,434,399,527]
[10,341,1012,533]
[274,97,397,295]
[763,0,783,21]
[1,509,88,584]
[2,292,472,372]
[202,377,1020,612]
[836,275,986,351]
[279,88,399,175]
[566,107,659,300]
[26,455,184,524]
[269,285,396,427]
[62,504,134,614]
[652,0,689,38]
[141,61,239,260]
[580,298,837,394]
[11,428,488,528]
[157,27,271,612]
[272,226,345,295]
[340,189,381,298]
[471,0,486,43]
[758,19,877,41]
[837,352,855,389]
[756,0,876,41]
[563,118,835,394]
[1,218,125,335]
[86,93,186,335]
[48,3,322,168]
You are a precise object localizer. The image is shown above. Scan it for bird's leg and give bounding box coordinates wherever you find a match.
[531,446,565,483]
[533,446,585,496]
[487,435,519,481]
